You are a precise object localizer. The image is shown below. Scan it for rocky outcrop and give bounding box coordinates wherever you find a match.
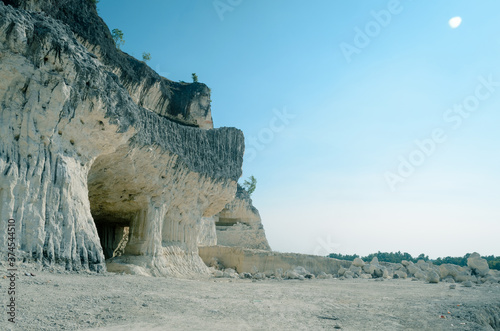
[199,246,350,276]
[200,247,500,285]
[467,252,490,277]
[2,0,214,129]
[0,2,243,276]
[212,184,270,250]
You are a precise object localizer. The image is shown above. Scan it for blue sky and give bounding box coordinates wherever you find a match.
[98,0,500,258]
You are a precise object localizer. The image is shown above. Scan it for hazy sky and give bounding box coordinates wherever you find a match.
[98,0,500,258]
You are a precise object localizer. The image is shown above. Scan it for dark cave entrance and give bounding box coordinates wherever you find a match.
[86,154,140,261]
[216,217,250,228]
[215,217,239,227]
[94,220,130,259]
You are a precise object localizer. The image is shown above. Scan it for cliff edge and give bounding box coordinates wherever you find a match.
[0,1,244,276]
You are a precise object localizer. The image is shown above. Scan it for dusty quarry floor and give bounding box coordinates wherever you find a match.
[1,264,499,330]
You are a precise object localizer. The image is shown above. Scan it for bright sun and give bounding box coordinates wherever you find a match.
[449,16,462,29]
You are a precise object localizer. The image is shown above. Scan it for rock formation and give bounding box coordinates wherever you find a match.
[200,247,500,285]
[199,246,351,277]
[0,0,243,276]
[212,184,270,250]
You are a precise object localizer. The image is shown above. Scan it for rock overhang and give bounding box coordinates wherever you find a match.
[0,1,245,276]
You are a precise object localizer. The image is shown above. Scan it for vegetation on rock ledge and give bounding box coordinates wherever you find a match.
[111,28,125,49]
[241,175,257,196]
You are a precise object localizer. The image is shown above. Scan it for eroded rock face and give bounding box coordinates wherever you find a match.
[0,2,243,276]
[2,0,214,129]
[199,246,350,276]
[213,185,271,250]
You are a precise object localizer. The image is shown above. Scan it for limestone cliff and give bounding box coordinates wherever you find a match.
[2,0,214,129]
[213,184,271,250]
[0,1,243,276]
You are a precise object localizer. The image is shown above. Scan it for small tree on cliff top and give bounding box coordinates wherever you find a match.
[142,52,151,63]
[242,176,257,196]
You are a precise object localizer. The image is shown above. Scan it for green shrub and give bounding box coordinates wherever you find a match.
[142,52,151,63]
[111,29,125,49]
[241,176,257,196]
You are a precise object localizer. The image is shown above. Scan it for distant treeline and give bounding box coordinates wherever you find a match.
[327,251,500,271]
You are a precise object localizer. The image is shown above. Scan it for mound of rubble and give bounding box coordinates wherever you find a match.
[203,250,500,285]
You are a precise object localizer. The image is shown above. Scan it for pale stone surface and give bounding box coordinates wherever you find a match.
[426,270,440,283]
[317,272,331,279]
[197,217,218,247]
[214,184,271,250]
[363,264,376,274]
[5,0,214,129]
[3,264,500,331]
[0,2,243,276]
[199,246,351,276]
[393,270,408,279]
[352,257,365,267]
[467,252,490,277]
[294,266,309,276]
[349,265,362,276]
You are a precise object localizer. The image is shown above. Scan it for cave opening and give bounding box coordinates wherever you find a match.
[215,217,250,228]
[86,153,144,261]
[216,217,239,227]
[94,220,130,259]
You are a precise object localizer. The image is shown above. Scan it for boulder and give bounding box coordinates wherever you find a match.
[416,260,430,271]
[443,277,455,283]
[240,272,252,279]
[352,258,365,267]
[455,271,473,283]
[284,270,301,280]
[208,257,224,270]
[223,268,239,278]
[393,270,407,279]
[401,260,412,267]
[439,264,459,279]
[462,280,473,287]
[349,266,362,276]
[414,271,427,281]
[252,272,266,280]
[372,267,384,278]
[344,271,354,279]
[317,272,333,279]
[406,265,421,277]
[467,253,490,277]
[394,263,406,271]
[294,266,310,276]
[484,274,499,284]
[426,271,440,284]
[363,264,376,274]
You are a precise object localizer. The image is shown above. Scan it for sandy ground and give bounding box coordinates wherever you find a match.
[1,264,499,331]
